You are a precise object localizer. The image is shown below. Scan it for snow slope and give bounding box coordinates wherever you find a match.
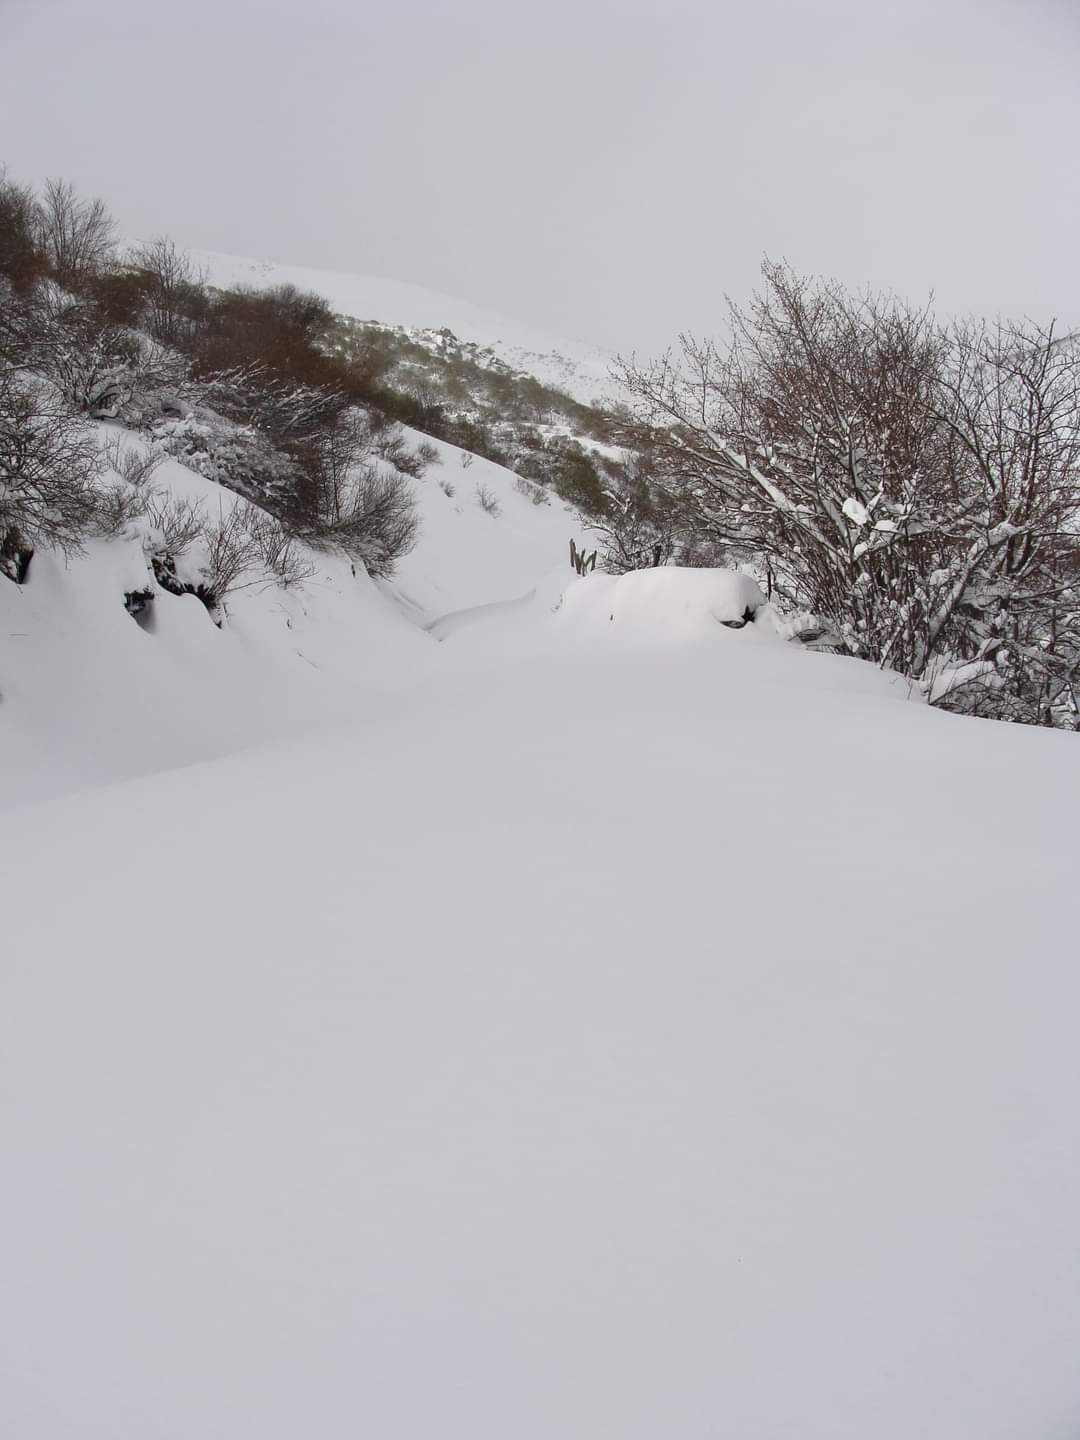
[193,249,617,405]
[390,430,596,622]
[3,526,1080,1437]
[0,427,591,809]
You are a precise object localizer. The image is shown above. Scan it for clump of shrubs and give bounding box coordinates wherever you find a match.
[474,481,501,517]
[1,165,429,587]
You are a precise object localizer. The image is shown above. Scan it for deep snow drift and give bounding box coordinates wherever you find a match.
[3,508,1080,1438]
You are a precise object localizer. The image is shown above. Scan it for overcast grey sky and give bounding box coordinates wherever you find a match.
[1,0,1077,351]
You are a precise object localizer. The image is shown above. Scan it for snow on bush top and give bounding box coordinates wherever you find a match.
[562,566,767,640]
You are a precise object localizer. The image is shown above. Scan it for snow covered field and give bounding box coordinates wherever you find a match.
[3,439,1080,1438]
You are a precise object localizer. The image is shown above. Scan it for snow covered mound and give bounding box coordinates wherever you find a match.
[193,250,617,406]
[564,565,767,637]
[429,565,777,661]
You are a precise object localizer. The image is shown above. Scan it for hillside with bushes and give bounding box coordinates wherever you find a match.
[3,162,1080,1440]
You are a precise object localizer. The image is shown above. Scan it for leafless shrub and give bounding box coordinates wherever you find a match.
[245,507,316,589]
[30,290,192,421]
[0,368,102,556]
[90,481,148,538]
[475,481,501,517]
[372,424,436,478]
[460,449,475,470]
[302,460,418,575]
[269,403,419,575]
[513,473,550,506]
[438,477,456,498]
[591,450,696,573]
[202,501,262,603]
[143,490,206,555]
[143,491,315,613]
[102,432,164,488]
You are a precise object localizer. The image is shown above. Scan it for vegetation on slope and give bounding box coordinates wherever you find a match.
[3,164,1079,726]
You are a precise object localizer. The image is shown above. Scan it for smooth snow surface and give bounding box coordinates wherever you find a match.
[193,249,617,405]
[3,463,1080,1439]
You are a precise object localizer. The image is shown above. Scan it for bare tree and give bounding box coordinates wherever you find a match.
[126,237,207,345]
[34,179,118,288]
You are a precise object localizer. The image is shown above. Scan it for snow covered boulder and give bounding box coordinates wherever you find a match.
[561,565,768,642]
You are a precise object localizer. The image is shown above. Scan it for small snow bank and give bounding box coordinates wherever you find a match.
[432,567,771,653]
[563,566,767,638]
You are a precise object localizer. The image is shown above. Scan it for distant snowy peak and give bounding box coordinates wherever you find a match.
[191,250,618,406]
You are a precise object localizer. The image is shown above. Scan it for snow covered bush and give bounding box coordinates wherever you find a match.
[101,431,164,489]
[298,461,418,576]
[0,365,102,563]
[616,262,1080,726]
[149,412,299,510]
[141,492,314,620]
[25,286,193,424]
[263,406,420,575]
[244,506,315,590]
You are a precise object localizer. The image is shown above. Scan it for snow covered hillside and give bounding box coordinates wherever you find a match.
[194,249,617,406]
[0,425,593,809]
[3,446,1080,1437]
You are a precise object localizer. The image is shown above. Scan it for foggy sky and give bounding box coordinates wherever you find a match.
[2,0,1077,352]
